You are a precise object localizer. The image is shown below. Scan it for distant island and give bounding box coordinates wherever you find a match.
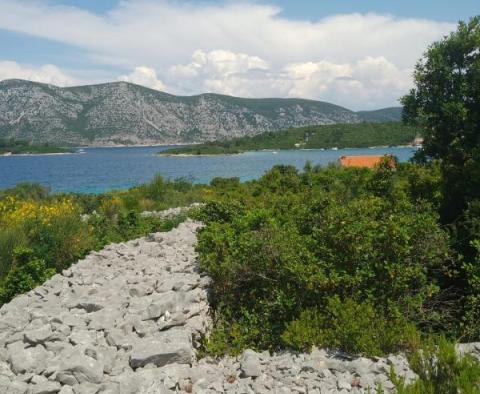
[160,122,420,155]
[0,139,73,155]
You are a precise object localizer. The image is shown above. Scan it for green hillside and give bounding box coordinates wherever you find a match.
[0,139,72,155]
[356,107,403,122]
[161,122,419,155]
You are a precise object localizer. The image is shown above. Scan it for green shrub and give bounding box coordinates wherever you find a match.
[281,297,420,356]
[0,182,51,201]
[393,337,480,394]
[462,240,480,339]
[197,165,453,355]
[0,247,55,304]
[0,226,27,278]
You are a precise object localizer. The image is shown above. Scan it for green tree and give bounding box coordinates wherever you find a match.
[402,17,480,225]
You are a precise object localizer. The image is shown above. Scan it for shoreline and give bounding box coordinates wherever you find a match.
[1,151,76,157]
[158,145,419,157]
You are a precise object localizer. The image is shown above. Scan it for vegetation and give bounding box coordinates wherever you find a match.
[195,162,453,356]
[402,15,480,340]
[0,178,207,305]
[0,15,479,391]
[402,17,480,225]
[0,139,73,155]
[160,122,419,155]
[393,337,480,393]
[356,107,403,123]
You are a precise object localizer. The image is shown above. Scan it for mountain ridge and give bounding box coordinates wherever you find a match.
[0,79,402,146]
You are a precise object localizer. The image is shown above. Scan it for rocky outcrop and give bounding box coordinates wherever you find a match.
[1,218,479,393]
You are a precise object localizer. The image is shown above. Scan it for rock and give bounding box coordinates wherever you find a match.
[9,344,49,375]
[24,325,54,345]
[57,350,103,385]
[71,382,101,394]
[129,331,193,369]
[31,381,61,394]
[105,329,134,351]
[110,369,169,394]
[240,350,262,378]
[141,291,179,321]
[337,378,352,390]
[0,361,14,378]
[58,387,75,394]
[2,380,29,394]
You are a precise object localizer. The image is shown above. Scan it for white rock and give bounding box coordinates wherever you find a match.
[129,331,193,369]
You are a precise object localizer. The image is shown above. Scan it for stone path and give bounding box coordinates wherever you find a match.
[1,218,479,394]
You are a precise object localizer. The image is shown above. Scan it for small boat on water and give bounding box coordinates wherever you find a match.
[77,149,86,154]
[332,147,338,151]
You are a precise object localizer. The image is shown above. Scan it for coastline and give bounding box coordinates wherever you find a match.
[1,152,76,157]
[158,144,419,157]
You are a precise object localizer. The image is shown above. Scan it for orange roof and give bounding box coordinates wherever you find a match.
[338,155,395,169]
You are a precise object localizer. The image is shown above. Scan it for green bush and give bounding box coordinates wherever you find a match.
[0,182,51,201]
[197,165,453,355]
[462,240,480,339]
[393,337,480,394]
[282,297,420,356]
[0,247,55,304]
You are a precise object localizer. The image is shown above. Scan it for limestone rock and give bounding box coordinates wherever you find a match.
[129,331,193,369]
[57,350,103,385]
[240,350,262,378]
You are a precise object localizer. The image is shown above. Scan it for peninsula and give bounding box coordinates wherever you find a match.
[0,140,73,155]
[160,122,419,155]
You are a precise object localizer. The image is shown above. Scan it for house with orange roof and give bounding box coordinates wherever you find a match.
[338,155,396,169]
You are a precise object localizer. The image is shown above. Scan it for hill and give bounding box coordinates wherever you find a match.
[356,107,403,122]
[161,122,419,155]
[0,79,364,146]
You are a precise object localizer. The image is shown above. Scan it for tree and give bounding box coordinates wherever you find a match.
[402,17,480,225]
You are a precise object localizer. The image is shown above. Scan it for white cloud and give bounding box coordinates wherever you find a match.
[163,51,411,108]
[0,61,75,86]
[119,66,165,91]
[0,0,456,108]
[282,57,413,108]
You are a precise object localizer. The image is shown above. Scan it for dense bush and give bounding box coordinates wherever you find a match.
[282,298,420,356]
[197,164,455,356]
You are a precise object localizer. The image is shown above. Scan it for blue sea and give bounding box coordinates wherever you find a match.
[0,146,417,193]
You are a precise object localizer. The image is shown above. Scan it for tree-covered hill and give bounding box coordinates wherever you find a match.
[161,122,419,155]
[0,139,72,155]
[357,107,403,122]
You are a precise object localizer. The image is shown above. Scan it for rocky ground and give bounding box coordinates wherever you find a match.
[0,218,479,394]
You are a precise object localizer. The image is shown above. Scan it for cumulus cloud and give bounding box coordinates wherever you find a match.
[162,50,411,108]
[119,66,166,90]
[0,0,456,108]
[0,61,75,86]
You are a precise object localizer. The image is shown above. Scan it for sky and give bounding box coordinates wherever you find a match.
[0,0,478,110]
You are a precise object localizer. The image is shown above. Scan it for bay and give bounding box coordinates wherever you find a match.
[0,146,417,193]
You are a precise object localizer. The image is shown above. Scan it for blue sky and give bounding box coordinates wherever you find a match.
[51,0,478,22]
[0,0,477,109]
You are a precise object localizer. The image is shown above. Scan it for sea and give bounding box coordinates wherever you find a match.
[0,146,417,194]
